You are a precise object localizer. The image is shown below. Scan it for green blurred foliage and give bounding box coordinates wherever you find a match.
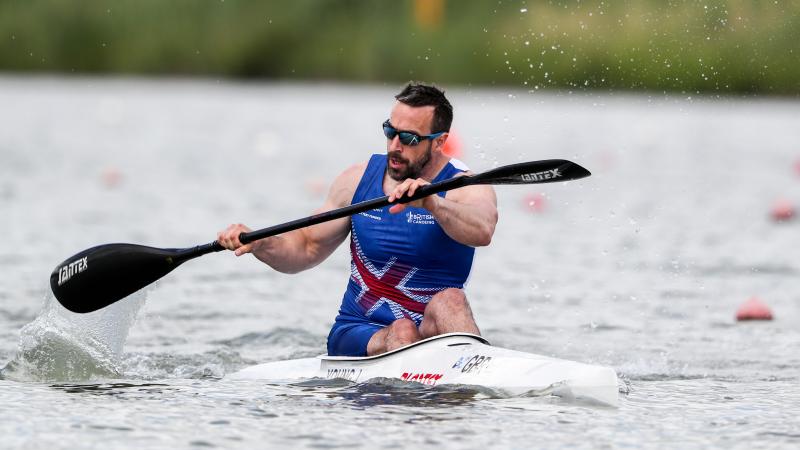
[1,0,798,94]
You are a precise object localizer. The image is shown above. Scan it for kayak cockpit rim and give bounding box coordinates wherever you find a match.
[318,332,490,361]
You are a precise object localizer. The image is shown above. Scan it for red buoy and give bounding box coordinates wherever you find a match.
[736,297,774,321]
[770,199,795,222]
[101,167,123,189]
[522,192,547,213]
[442,129,462,158]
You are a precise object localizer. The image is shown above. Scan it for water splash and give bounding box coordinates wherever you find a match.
[1,290,145,382]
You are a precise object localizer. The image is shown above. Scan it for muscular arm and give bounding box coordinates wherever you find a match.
[425,184,498,247]
[388,179,498,247]
[218,163,365,274]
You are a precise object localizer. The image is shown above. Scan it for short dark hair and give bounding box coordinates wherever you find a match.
[395,82,453,133]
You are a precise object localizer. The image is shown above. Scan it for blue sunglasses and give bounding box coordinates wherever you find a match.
[382,120,445,146]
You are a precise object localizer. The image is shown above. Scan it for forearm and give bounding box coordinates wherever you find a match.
[249,216,350,273]
[218,162,362,271]
[428,195,497,247]
[250,230,321,274]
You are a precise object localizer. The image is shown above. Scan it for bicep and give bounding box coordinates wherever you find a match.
[447,184,498,213]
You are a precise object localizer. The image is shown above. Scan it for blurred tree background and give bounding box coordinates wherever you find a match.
[1,0,798,95]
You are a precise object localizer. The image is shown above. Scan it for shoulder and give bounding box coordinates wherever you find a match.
[335,161,369,188]
[327,161,369,207]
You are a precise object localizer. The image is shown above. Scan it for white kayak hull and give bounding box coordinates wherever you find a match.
[229,333,619,406]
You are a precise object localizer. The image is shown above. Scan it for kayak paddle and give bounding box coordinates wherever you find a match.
[50,159,590,313]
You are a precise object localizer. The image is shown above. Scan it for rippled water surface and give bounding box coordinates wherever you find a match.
[1,76,799,448]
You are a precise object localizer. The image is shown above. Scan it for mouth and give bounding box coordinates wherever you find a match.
[388,154,407,170]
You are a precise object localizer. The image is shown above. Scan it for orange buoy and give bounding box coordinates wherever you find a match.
[442,129,462,158]
[770,199,795,222]
[736,297,774,321]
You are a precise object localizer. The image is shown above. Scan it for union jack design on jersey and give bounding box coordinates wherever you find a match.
[328,155,476,356]
[349,233,446,325]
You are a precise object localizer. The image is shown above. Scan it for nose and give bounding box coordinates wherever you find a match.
[389,135,403,151]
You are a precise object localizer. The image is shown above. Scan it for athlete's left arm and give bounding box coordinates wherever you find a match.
[388,179,498,247]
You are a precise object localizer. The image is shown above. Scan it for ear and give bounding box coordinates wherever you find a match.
[433,132,449,152]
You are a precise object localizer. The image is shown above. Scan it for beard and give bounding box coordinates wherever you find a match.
[386,142,432,181]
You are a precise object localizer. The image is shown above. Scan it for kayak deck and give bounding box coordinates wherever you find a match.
[229,333,619,406]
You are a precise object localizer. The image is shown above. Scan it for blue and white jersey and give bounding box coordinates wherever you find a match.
[335,154,475,326]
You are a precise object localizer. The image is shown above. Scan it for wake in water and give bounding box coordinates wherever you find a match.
[1,290,145,382]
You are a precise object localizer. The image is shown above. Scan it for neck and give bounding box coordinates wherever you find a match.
[417,151,449,181]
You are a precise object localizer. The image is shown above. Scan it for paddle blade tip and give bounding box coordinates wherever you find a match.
[49,243,186,314]
[477,159,592,185]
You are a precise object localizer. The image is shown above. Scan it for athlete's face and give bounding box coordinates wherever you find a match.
[385,102,444,181]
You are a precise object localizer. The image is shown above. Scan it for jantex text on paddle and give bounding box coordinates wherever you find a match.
[57,257,88,286]
[521,169,561,182]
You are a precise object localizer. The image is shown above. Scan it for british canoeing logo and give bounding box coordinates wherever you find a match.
[57,257,88,286]
[521,169,561,182]
[406,212,435,225]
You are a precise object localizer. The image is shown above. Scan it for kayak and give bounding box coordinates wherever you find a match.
[229,333,619,406]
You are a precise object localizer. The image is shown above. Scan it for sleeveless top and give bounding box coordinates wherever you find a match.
[335,154,476,326]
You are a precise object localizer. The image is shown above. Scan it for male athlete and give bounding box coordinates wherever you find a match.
[217,83,498,356]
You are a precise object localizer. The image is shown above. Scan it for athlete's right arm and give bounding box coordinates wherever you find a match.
[216,162,366,274]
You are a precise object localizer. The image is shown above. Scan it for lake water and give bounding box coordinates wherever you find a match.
[1,76,798,448]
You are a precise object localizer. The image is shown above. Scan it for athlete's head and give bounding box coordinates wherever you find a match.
[385,82,452,181]
[395,83,453,134]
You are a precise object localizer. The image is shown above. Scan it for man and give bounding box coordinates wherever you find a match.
[217,83,498,356]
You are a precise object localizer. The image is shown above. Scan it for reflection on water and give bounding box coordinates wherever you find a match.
[289,377,617,410]
[318,378,491,409]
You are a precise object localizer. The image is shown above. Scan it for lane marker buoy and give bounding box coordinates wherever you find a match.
[736,297,774,321]
[442,129,462,158]
[522,192,547,213]
[770,199,795,222]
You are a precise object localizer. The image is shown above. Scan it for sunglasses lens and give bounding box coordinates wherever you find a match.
[398,133,419,146]
[383,125,397,140]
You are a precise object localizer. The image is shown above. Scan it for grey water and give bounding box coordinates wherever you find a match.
[1,76,799,448]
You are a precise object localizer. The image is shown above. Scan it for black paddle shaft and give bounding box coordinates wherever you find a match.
[240,158,587,244]
[50,159,590,313]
